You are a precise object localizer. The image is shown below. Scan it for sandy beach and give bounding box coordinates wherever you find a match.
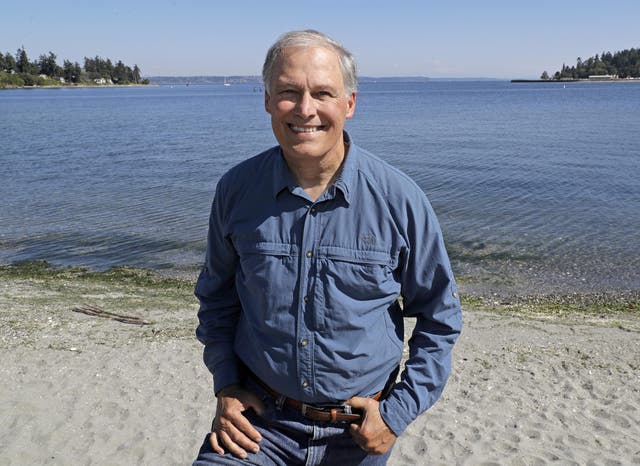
[1,263,638,465]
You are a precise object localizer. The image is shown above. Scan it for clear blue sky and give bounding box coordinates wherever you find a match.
[3,0,639,79]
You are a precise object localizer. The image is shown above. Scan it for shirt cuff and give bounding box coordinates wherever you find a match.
[203,345,241,395]
[379,396,413,436]
[212,360,241,395]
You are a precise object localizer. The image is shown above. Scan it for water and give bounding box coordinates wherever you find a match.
[1,81,639,294]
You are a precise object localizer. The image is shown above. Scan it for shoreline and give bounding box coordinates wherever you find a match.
[1,261,638,464]
[511,78,640,83]
[2,260,639,316]
[0,83,154,90]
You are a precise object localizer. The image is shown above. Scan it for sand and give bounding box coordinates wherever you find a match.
[1,269,639,465]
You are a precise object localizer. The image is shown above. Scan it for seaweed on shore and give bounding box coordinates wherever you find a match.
[0,260,193,290]
[461,290,640,327]
[471,291,638,312]
[0,261,198,348]
[2,260,638,321]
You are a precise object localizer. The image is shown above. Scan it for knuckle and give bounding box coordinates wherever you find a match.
[218,417,234,430]
[227,429,243,443]
[363,438,378,450]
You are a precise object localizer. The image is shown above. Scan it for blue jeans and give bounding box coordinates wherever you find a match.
[193,380,393,466]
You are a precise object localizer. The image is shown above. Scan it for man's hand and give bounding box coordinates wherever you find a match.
[209,384,265,459]
[347,397,398,455]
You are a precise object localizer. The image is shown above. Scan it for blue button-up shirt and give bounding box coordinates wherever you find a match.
[195,133,462,435]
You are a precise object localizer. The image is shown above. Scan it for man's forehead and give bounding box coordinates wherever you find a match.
[276,45,340,67]
[273,47,341,77]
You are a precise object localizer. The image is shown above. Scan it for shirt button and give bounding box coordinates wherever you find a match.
[303,295,309,302]
[300,339,308,347]
[306,251,313,258]
[452,291,459,299]
[310,207,317,214]
[301,381,309,388]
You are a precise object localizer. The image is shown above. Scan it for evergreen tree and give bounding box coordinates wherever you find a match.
[38,52,60,77]
[132,64,141,84]
[16,46,32,73]
[62,59,80,83]
[4,52,17,72]
[84,56,96,73]
[73,62,82,83]
[104,58,114,80]
[113,60,128,83]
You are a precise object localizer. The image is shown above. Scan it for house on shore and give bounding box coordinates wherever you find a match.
[588,74,618,81]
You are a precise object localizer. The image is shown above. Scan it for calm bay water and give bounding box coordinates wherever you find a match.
[1,81,639,294]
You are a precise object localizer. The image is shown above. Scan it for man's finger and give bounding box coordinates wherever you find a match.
[218,427,250,459]
[208,431,225,456]
[346,396,369,410]
[346,396,397,455]
[223,418,261,454]
[229,409,263,443]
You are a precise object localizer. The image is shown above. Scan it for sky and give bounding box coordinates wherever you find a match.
[3,0,640,79]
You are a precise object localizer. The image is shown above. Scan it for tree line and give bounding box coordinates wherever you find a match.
[0,46,148,87]
[541,48,640,80]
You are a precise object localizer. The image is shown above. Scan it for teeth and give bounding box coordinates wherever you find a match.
[290,125,321,133]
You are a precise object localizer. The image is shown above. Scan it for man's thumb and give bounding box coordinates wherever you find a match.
[346,396,367,409]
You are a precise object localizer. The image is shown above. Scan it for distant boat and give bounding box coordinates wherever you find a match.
[223,77,231,86]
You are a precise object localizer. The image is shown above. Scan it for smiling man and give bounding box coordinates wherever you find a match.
[264,44,355,202]
[193,30,462,466]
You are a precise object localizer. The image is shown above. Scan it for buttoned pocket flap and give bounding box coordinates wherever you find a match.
[321,246,397,268]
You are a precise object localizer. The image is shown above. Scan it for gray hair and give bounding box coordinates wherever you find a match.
[262,29,357,96]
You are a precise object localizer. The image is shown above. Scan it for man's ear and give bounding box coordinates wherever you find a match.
[264,91,271,114]
[346,92,357,119]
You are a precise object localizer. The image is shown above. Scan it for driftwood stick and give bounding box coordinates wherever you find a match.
[72,304,152,325]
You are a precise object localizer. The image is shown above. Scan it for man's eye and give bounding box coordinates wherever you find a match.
[313,91,333,100]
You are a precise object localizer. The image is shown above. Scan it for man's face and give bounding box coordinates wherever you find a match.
[265,46,356,164]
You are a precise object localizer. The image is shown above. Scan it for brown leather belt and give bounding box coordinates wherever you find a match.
[252,377,382,423]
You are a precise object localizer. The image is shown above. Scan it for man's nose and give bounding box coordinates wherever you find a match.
[295,92,316,118]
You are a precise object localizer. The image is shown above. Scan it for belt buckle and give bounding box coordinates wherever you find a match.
[301,403,349,416]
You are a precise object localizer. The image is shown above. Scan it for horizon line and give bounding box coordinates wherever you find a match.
[144,74,509,81]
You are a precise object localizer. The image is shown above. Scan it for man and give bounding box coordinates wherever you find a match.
[194,30,462,465]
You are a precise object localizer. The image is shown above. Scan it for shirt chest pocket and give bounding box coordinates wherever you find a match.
[234,241,296,297]
[317,246,399,302]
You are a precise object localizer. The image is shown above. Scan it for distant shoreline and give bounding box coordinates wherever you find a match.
[511,78,640,83]
[0,83,153,90]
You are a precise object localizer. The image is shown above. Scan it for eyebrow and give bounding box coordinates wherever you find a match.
[273,79,302,89]
[274,80,339,94]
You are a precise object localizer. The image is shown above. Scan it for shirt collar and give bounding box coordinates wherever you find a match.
[272,147,298,199]
[332,131,356,205]
[271,131,358,205]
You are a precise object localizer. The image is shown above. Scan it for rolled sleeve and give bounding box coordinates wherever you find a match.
[195,181,242,394]
[379,193,463,436]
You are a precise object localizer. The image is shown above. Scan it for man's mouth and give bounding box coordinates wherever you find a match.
[289,124,325,133]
